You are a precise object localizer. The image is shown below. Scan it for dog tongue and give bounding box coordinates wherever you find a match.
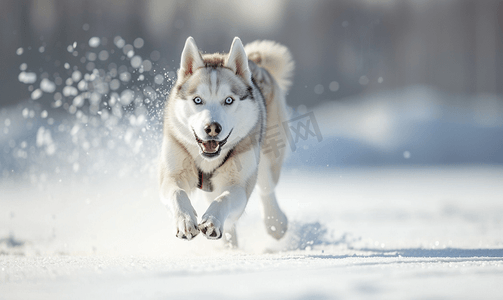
[201,140,219,153]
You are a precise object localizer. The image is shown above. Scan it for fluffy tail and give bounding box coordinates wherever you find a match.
[244,40,295,92]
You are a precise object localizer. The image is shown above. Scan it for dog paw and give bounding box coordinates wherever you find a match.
[264,212,288,240]
[175,215,199,240]
[198,216,223,240]
[222,225,238,248]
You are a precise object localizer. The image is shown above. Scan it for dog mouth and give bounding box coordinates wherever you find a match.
[193,129,233,158]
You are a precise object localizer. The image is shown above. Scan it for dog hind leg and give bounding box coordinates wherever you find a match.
[223,222,238,248]
[257,152,288,240]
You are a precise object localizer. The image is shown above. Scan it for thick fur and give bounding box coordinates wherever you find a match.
[159,37,294,246]
[244,40,295,92]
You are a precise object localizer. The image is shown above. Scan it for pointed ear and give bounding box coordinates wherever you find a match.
[179,37,204,79]
[225,37,252,84]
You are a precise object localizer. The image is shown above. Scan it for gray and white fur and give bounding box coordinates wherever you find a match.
[159,37,294,247]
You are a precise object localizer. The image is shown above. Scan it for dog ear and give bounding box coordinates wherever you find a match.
[225,37,252,84]
[179,37,204,79]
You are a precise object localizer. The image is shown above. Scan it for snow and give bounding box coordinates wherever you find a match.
[40,79,56,93]
[142,60,153,72]
[18,72,37,84]
[114,36,126,49]
[133,38,145,49]
[120,89,135,106]
[98,50,109,61]
[3,35,503,299]
[329,81,339,91]
[62,86,78,97]
[120,71,132,82]
[30,89,43,100]
[88,37,101,48]
[154,74,164,85]
[130,55,142,69]
[72,70,82,82]
[1,167,503,299]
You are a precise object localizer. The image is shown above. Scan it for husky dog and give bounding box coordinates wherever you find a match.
[159,36,294,246]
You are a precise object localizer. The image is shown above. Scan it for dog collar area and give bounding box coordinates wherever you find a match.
[196,149,234,192]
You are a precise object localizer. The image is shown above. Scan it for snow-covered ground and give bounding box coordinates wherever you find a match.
[1,166,503,299]
[2,36,503,299]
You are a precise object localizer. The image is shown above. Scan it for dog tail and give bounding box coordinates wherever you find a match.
[244,40,295,92]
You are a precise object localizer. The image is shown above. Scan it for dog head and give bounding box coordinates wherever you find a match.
[171,37,260,160]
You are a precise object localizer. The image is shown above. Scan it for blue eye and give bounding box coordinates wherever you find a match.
[225,97,234,105]
[193,97,203,105]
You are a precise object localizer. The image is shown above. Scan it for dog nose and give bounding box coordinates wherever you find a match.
[204,122,222,137]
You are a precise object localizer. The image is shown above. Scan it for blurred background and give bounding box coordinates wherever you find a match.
[1,0,503,178]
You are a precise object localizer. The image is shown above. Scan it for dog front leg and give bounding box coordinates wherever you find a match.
[199,186,247,240]
[160,180,199,240]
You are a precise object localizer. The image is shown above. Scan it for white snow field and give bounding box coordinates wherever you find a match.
[1,166,503,299]
[2,36,503,299]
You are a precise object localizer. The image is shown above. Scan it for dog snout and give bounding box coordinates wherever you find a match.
[204,122,222,137]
